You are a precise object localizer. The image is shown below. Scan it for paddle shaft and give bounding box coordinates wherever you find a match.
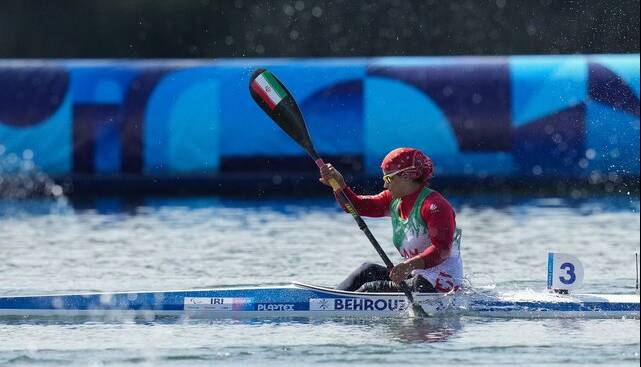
[311,157,418,305]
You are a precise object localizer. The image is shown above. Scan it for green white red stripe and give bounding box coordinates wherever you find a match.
[251,71,288,110]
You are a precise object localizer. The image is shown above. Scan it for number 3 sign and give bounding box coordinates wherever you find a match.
[547,253,584,291]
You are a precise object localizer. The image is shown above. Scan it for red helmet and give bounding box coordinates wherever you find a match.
[381,147,434,183]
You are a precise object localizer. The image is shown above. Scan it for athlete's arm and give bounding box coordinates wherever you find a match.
[417,193,456,268]
[339,187,392,217]
[319,163,392,217]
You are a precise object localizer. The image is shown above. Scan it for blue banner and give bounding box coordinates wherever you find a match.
[0,56,638,181]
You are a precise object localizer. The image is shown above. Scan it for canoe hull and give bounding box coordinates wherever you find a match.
[0,282,638,319]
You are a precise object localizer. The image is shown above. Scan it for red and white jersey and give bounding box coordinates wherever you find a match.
[338,185,464,292]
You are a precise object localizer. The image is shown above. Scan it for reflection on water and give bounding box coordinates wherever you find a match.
[303,317,464,344]
[0,315,464,344]
[212,317,464,344]
[380,317,464,343]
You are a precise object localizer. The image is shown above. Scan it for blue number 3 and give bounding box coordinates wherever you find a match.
[559,262,576,285]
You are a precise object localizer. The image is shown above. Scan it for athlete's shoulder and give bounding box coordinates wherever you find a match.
[422,189,455,215]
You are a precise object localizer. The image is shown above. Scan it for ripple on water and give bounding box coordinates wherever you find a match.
[0,195,639,366]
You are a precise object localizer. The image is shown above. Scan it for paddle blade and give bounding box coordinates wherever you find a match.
[249,68,318,158]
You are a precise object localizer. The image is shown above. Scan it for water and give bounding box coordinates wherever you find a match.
[0,194,639,366]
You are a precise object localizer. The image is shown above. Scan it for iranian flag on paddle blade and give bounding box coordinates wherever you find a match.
[251,70,289,110]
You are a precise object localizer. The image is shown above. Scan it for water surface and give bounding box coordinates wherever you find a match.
[0,194,639,366]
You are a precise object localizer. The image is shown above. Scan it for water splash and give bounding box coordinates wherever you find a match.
[0,145,65,199]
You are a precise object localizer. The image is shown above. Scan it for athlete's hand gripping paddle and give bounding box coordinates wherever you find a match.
[249,68,427,317]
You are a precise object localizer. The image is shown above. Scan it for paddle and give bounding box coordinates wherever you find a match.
[249,68,427,317]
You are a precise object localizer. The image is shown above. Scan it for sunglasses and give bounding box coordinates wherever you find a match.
[383,166,415,184]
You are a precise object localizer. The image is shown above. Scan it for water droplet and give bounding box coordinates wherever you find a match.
[51,185,64,197]
[579,159,589,169]
[22,149,34,160]
[532,165,543,175]
[283,4,295,15]
[585,149,596,160]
